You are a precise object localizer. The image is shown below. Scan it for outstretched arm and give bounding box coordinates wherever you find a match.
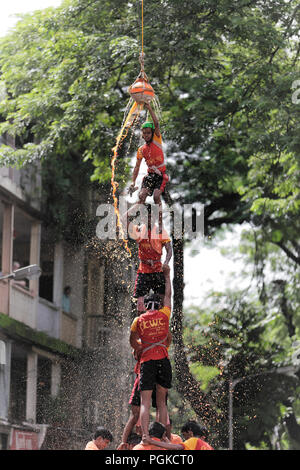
[145,437,183,450]
[144,102,160,137]
[129,158,142,195]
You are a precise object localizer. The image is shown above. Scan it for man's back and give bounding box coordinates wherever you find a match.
[131,306,171,363]
[183,437,213,450]
[133,437,168,451]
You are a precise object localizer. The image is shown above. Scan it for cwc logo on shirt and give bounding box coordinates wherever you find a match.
[139,317,166,334]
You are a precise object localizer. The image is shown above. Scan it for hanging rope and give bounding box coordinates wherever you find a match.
[139,0,145,78]
[141,0,144,56]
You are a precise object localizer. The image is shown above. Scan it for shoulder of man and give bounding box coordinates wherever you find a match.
[85,441,98,450]
[159,306,171,319]
[170,433,183,444]
[182,437,198,450]
[137,146,144,159]
[132,443,149,450]
[130,316,140,332]
[196,438,214,450]
[153,131,163,144]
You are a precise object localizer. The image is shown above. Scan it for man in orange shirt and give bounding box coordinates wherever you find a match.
[123,203,172,313]
[145,420,214,451]
[167,418,183,445]
[132,422,169,451]
[84,427,113,450]
[130,264,172,442]
[129,102,169,208]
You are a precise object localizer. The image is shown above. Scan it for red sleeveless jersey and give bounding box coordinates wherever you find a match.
[131,307,171,363]
[137,133,166,174]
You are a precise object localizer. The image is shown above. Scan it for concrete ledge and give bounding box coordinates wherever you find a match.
[0,312,80,359]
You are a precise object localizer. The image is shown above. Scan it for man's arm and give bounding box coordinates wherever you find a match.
[131,158,142,186]
[129,330,143,354]
[162,264,171,308]
[145,437,183,450]
[163,241,172,266]
[144,102,160,137]
[166,330,172,348]
[121,202,141,231]
[129,157,142,195]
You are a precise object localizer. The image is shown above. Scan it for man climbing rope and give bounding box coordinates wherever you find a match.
[122,203,172,313]
[129,102,169,212]
[129,264,172,443]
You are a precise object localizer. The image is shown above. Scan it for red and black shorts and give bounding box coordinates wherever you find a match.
[133,272,165,298]
[139,357,172,391]
[129,375,141,407]
[129,375,169,407]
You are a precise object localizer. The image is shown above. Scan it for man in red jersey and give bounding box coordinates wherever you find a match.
[123,203,172,313]
[129,264,172,443]
[129,102,169,210]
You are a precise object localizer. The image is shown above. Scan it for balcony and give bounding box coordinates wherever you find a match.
[60,310,78,347]
[36,297,60,339]
[0,164,41,211]
[0,279,9,315]
[9,284,36,329]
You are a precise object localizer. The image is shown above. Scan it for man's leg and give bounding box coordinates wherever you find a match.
[140,390,152,441]
[153,189,162,234]
[151,272,165,306]
[138,187,150,204]
[134,273,148,314]
[119,405,140,449]
[155,384,169,427]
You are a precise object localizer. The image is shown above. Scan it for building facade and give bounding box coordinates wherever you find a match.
[0,136,137,449]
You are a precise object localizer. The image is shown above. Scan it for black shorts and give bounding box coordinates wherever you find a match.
[128,377,169,408]
[133,272,165,298]
[139,358,172,391]
[141,173,163,196]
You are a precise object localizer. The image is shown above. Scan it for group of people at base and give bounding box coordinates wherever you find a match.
[85,420,213,451]
[85,102,213,451]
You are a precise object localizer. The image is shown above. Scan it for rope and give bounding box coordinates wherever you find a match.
[141,0,144,56]
[139,0,145,76]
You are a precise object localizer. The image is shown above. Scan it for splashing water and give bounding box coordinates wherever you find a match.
[111,100,143,256]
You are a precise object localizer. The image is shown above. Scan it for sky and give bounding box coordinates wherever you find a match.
[0,1,63,37]
[0,0,249,308]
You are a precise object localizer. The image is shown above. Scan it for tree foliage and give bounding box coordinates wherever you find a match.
[0,0,300,448]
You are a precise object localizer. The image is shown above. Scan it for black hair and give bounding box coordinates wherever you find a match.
[127,433,141,445]
[149,422,166,439]
[64,286,71,294]
[181,420,208,438]
[94,426,113,442]
[144,293,162,311]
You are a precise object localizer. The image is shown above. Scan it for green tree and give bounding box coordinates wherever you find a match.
[183,292,299,449]
[0,0,300,444]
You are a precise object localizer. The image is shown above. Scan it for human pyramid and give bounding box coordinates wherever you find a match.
[115,102,213,451]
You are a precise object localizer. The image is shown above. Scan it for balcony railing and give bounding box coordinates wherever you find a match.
[60,310,78,347]
[9,284,36,329]
[37,297,60,339]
